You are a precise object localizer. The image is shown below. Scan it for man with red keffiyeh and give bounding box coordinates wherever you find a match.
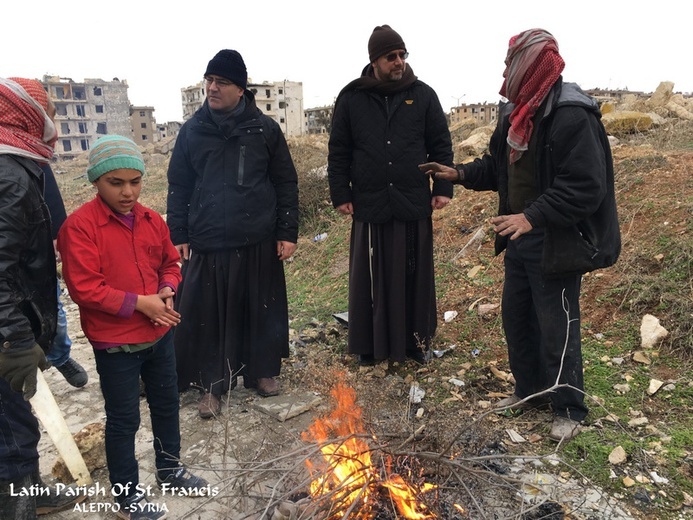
[0,77,85,518]
[420,29,620,442]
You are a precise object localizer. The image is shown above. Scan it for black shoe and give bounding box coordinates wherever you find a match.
[55,357,88,388]
[156,466,209,496]
[116,491,166,520]
[358,354,375,366]
[406,349,431,365]
[35,474,87,515]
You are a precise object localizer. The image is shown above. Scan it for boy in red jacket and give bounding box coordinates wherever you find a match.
[58,135,208,519]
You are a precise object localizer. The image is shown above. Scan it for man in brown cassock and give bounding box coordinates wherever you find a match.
[328,25,454,366]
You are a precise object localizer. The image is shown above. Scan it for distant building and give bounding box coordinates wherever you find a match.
[304,105,333,134]
[450,102,499,126]
[130,106,156,145]
[156,121,182,141]
[181,82,205,121]
[42,75,132,160]
[180,79,305,137]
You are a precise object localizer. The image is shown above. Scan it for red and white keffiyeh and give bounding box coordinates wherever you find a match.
[0,77,57,161]
[499,29,565,164]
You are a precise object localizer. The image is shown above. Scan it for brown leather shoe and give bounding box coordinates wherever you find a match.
[256,377,280,397]
[198,393,221,418]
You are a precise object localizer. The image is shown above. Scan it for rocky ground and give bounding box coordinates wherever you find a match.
[38,294,644,520]
[41,88,693,519]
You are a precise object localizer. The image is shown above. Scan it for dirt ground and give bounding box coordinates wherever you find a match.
[39,125,693,519]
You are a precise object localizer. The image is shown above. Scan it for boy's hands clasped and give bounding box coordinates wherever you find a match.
[136,287,181,327]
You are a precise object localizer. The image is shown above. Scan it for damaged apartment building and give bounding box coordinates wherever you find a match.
[42,76,132,160]
[181,79,305,137]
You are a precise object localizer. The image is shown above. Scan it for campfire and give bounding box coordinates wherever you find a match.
[301,377,437,519]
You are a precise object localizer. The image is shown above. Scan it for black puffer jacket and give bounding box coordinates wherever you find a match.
[167,91,299,252]
[328,80,454,223]
[0,155,57,352]
[460,79,621,276]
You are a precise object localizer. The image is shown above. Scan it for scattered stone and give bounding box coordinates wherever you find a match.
[613,383,631,394]
[52,422,106,483]
[443,310,458,322]
[640,314,669,348]
[647,379,664,396]
[251,391,322,422]
[477,303,500,316]
[602,111,653,136]
[623,476,636,487]
[632,350,651,365]
[608,446,627,465]
[628,417,649,427]
[682,491,693,507]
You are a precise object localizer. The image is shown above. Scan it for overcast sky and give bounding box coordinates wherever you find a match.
[2,0,690,123]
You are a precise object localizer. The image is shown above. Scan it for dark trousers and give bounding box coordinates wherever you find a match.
[502,230,588,421]
[0,378,40,481]
[93,330,181,495]
[0,378,40,519]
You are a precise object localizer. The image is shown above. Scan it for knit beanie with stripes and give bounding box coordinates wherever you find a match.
[87,135,145,182]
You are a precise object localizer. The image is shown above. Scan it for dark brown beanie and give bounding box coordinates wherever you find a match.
[368,25,406,62]
[205,49,248,89]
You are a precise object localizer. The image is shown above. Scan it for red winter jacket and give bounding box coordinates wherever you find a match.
[58,195,181,347]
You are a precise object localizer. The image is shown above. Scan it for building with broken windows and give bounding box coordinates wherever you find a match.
[130,106,156,146]
[42,76,132,160]
[181,79,305,137]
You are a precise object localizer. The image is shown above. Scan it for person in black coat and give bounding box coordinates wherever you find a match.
[327,25,454,366]
[167,50,299,417]
[420,28,620,442]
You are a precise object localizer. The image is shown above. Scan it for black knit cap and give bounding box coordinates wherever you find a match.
[368,25,407,62]
[205,49,248,89]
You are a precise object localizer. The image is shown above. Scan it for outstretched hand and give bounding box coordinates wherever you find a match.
[418,162,459,182]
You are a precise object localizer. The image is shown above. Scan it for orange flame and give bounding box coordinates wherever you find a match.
[303,375,436,519]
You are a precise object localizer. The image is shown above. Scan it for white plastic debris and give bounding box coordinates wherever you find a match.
[433,344,456,358]
[409,385,426,404]
[443,310,458,322]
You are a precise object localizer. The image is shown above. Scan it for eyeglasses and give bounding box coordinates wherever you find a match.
[384,51,409,62]
[204,76,235,88]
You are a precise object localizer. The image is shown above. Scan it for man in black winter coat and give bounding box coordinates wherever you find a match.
[420,29,620,442]
[166,49,299,417]
[328,25,455,367]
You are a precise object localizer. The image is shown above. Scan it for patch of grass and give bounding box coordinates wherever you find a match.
[285,213,350,329]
